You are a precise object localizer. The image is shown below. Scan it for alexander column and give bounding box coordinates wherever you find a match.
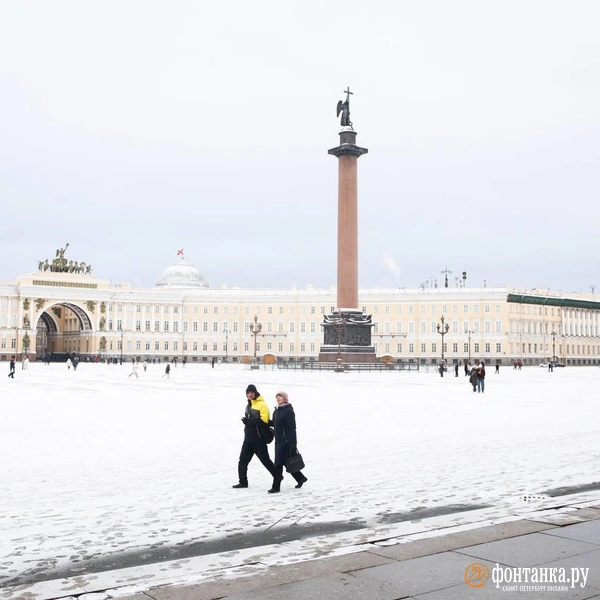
[319,88,375,364]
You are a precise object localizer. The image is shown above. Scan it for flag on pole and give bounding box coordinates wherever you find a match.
[177,249,184,259]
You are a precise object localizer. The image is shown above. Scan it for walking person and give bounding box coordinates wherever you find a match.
[143,359,148,372]
[233,384,278,489]
[128,360,139,378]
[162,363,171,378]
[454,363,459,377]
[8,357,16,378]
[468,365,478,392]
[495,363,500,374]
[476,362,486,393]
[464,362,469,376]
[268,391,307,493]
[66,357,72,370]
[23,356,29,370]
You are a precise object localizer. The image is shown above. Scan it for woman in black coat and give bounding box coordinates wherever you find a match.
[268,391,307,493]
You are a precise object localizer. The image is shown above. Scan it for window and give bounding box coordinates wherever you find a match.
[244,342,249,352]
[464,343,468,352]
[268,306,273,314]
[173,306,179,314]
[421,343,426,353]
[145,341,150,350]
[496,321,502,333]
[108,319,114,330]
[267,342,272,350]
[310,322,316,333]
[213,322,218,332]
[155,341,160,350]
[289,322,295,333]
[301,322,306,333]
[117,319,122,331]
[145,320,151,332]
[232,342,237,351]
[183,342,187,351]
[136,304,141,313]
[431,343,436,353]
[135,341,141,350]
[311,306,316,314]
[290,342,295,352]
[474,343,480,353]
[233,322,238,333]
[279,306,284,314]
[203,322,208,332]
[453,343,458,353]
[397,343,402,352]
[173,322,179,332]
[164,306,169,314]
[155,321,160,332]
[278,342,283,352]
[485,343,491,353]
[300,343,305,352]
[464,305,469,313]
[164,341,169,350]
[135,321,141,331]
[183,321,188,332]
[193,321,198,332]
[485,305,490,313]
[193,342,198,351]
[474,305,479,313]
[213,306,219,314]
[203,342,208,351]
[213,342,218,351]
[164,321,169,332]
[496,343,502,353]
[204,307,208,314]
[409,343,414,353]
[310,343,315,352]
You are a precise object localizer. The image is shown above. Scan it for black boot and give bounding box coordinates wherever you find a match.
[295,475,308,489]
[232,483,248,488]
[268,477,281,493]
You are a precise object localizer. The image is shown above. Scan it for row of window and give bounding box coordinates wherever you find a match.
[103,303,505,315]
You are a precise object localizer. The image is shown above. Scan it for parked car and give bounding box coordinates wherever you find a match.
[540,361,565,368]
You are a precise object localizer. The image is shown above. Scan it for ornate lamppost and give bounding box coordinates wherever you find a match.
[334,316,346,372]
[249,315,262,369]
[119,326,124,365]
[437,316,449,377]
[551,330,557,363]
[465,328,474,366]
[223,324,229,362]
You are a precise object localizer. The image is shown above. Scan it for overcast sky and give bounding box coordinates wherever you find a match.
[1,1,599,293]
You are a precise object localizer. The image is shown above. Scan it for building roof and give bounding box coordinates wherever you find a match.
[155,260,209,289]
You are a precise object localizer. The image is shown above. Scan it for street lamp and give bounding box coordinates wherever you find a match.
[119,326,124,365]
[436,315,449,377]
[249,315,262,369]
[333,316,346,371]
[223,324,229,362]
[551,330,557,362]
[465,329,474,366]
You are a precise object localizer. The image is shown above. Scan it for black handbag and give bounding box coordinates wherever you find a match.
[285,448,305,473]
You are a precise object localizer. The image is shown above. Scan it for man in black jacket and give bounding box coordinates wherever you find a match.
[233,384,278,488]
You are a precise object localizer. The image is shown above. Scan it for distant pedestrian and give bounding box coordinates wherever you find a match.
[454,363,459,377]
[163,363,171,379]
[129,361,139,378]
[232,384,277,489]
[143,359,148,372]
[211,357,216,368]
[464,363,469,376]
[269,391,307,493]
[8,358,16,378]
[495,363,499,374]
[469,366,477,392]
[23,356,29,370]
[476,362,486,393]
[66,358,72,370]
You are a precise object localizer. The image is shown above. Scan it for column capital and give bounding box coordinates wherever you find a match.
[328,144,369,158]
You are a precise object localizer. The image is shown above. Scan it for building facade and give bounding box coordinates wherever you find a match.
[1,260,599,366]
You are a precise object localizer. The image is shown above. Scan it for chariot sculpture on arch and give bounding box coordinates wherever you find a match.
[37,243,93,274]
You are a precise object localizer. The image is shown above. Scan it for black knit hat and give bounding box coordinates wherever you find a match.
[246,384,258,395]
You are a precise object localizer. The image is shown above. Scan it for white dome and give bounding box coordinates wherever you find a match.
[155,260,209,289]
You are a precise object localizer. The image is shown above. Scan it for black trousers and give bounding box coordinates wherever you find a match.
[237,440,276,484]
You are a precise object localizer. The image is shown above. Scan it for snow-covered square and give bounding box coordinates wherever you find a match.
[1,362,599,591]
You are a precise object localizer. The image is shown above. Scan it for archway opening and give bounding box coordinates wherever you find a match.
[36,303,93,360]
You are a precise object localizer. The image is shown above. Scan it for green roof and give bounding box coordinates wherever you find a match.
[507,293,600,311]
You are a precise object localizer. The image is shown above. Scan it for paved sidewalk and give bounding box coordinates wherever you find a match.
[112,507,600,600]
[3,503,599,599]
